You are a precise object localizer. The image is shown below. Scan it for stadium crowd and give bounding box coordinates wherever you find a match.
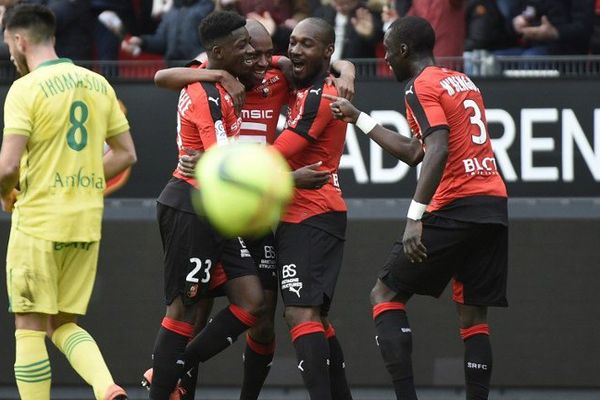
[1,0,599,69]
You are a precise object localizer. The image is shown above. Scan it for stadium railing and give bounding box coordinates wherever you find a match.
[2,55,600,82]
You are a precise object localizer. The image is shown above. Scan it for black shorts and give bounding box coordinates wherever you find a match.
[275,216,346,313]
[157,203,257,306]
[379,214,508,307]
[246,233,278,291]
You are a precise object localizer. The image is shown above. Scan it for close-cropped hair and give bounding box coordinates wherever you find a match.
[389,16,435,57]
[199,11,247,49]
[3,3,56,44]
[304,17,335,46]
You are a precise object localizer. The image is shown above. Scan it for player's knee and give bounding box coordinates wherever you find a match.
[249,318,275,343]
[370,284,388,306]
[283,306,318,328]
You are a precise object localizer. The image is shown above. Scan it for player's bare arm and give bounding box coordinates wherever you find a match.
[154,67,245,113]
[324,94,424,165]
[403,128,449,263]
[0,134,27,212]
[104,130,137,181]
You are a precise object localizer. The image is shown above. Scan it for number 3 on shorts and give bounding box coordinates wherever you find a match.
[187,258,213,283]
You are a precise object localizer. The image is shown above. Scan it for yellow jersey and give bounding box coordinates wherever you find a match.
[3,58,129,242]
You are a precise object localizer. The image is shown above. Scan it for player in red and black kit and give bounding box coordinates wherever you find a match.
[153,19,356,400]
[148,12,266,400]
[325,16,508,400]
[271,17,352,400]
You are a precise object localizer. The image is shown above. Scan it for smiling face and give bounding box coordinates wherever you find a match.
[242,20,274,87]
[220,26,255,78]
[3,28,30,75]
[288,19,333,88]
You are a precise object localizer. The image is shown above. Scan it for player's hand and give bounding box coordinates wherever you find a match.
[322,94,361,123]
[293,161,330,189]
[326,75,355,101]
[219,71,245,115]
[402,219,427,263]
[178,147,201,178]
[1,188,19,213]
[121,36,142,56]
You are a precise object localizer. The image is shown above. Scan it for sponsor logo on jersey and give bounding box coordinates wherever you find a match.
[242,109,274,120]
[463,156,499,175]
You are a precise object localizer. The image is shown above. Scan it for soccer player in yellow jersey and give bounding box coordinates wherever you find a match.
[0,4,137,400]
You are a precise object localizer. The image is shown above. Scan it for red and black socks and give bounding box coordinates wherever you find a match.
[240,334,275,400]
[373,302,417,400]
[325,324,353,400]
[461,324,492,400]
[290,322,332,400]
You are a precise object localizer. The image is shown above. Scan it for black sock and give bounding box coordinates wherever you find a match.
[239,335,275,400]
[150,318,193,400]
[463,329,492,400]
[179,366,198,400]
[185,305,256,367]
[373,304,417,400]
[291,322,332,400]
[327,332,353,400]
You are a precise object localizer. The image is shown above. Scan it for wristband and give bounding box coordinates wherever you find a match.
[407,200,427,221]
[355,112,378,134]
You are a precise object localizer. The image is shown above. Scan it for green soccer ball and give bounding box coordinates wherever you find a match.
[192,143,294,237]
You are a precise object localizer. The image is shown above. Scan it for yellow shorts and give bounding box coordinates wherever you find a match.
[6,227,99,315]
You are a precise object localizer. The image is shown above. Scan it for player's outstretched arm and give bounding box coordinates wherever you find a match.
[154,67,245,113]
[329,60,356,100]
[104,130,137,181]
[324,94,424,165]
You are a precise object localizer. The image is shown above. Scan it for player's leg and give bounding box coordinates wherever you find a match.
[372,214,471,400]
[149,204,217,400]
[183,236,264,367]
[184,274,264,366]
[453,222,508,400]
[13,313,51,400]
[240,234,278,400]
[50,240,126,400]
[179,297,214,400]
[321,316,352,400]
[370,279,417,400]
[7,228,54,399]
[240,288,277,400]
[276,218,347,400]
[456,304,491,400]
[285,305,332,400]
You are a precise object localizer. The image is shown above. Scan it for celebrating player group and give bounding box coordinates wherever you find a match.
[1,3,507,400]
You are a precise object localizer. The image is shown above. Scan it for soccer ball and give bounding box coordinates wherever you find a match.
[192,143,294,237]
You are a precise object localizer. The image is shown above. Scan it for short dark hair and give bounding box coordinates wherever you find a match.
[388,16,435,57]
[3,4,56,44]
[199,11,247,49]
[304,17,335,46]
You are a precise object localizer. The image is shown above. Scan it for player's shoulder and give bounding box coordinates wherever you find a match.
[184,81,234,110]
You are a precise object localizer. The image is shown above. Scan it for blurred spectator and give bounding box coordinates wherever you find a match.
[408,0,467,57]
[92,1,138,75]
[217,0,309,54]
[496,0,594,55]
[121,0,214,66]
[496,0,521,20]
[313,0,383,60]
[464,0,510,75]
[24,0,94,60]
[381,0,411,31]
[590,0,600,53]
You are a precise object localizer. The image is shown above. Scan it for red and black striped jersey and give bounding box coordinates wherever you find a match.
[238,56,291,145]
[274,75,348,223]
[172,81,241,187]
[405,66,507,213]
